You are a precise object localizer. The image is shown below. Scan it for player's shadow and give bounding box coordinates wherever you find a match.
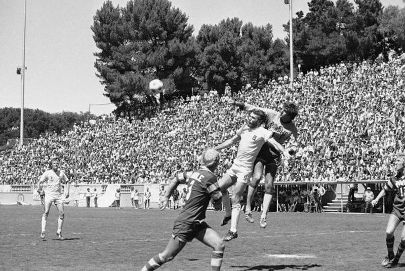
[50,237,81,241]
[232,264,321,270]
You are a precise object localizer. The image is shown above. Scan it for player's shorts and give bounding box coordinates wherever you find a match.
[391,196,405,223]
[45,193,63,205]
[226,164,252,183]
[172,220,210,243]
[256,144,281,166]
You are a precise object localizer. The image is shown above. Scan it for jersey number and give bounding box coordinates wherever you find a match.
[185,180,195,201]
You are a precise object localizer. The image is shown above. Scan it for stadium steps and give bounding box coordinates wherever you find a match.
[323,195,349,213]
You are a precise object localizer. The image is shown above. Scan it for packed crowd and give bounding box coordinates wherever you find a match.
[1,55,404,185]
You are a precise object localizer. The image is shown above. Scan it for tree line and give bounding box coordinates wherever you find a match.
[92,0,405,115]
[0,108,92,147]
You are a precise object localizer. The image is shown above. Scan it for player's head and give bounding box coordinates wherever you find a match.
[281,101,299,122]
[247,109,267,128]
[49,158,59,171]
[199,148,220,171]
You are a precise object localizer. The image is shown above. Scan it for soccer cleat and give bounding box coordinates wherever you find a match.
[381,255,395,267]
[40,231,45,240]
[384,258,398,268]
[223,230,238,241]
[245,212,254,223]
[260,217,267,228]
[56,232,64,241]
[220,215,231,226]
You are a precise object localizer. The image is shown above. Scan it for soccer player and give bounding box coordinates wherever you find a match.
[36,158,70,240]
[141,149,225,271]
[214,109,289,241]
[231,100,298,228]
[372,155,405,268]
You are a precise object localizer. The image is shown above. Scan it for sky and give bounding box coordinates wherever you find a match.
[1,0,404,115]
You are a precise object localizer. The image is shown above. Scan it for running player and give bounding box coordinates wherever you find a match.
[372,154,405,268]
[231,100,298,228]
[141,149,225,271]
[36,158,70,240]
[214,109,289,241]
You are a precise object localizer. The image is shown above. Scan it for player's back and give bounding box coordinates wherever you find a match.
[175,168,217,223]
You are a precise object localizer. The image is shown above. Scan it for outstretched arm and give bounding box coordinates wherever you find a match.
[267,137,290,159]
[160,171,192,210]
[214,134,241,151]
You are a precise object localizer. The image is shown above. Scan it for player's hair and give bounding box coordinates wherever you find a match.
[283,102,299,119]
[251,109,267,125]
[199,148,220,169]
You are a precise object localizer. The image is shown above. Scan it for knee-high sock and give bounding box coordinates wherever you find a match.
[41,214,47,232]
[261,193,273,219]
[230,203,241,232]
[394,240,405,261]
[387,236,395,258]
[57,217,64,233]
[142,254,164,271]
[211,251,224,271]
[222,192,231,217]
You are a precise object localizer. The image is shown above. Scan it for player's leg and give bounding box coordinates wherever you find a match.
[141,237,187,271]
[382,214,401,266]
[41,199,52,239]
[56,200,65,240]
[224,180,247,241]
[390,223,405,266]
[245,160,264,223]
[260,163,277,228]
[195,227,225,271]
[218,173,237,226]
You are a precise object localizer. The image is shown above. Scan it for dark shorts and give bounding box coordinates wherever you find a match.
[256,144,281,166]
[172,220,210,243]
[391,196,405,223]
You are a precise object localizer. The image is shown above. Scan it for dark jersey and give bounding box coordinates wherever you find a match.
[386,157,405,214]
[174,168,218,223]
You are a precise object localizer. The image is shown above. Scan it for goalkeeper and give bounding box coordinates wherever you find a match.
[229,99,299,228]
[372,154,405,268]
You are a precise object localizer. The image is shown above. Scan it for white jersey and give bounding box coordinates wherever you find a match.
[40,169,68,195]
[233,125,273,171]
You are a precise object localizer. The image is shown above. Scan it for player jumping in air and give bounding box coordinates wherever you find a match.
[230,100,299,228]
[214,109,289,241]
[141,149,226,271]
[372,154,405,268]
[36,158,70,240]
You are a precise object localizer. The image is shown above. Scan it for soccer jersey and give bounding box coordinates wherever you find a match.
[175,168,218,223]
[39,169,68,195]
[233,124,273,171]
[385,157,405,217]
[244,103,298,145]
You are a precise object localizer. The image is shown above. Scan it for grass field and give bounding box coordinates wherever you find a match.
[1,205,404,271]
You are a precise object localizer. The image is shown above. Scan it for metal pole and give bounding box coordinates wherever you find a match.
[276,185,279,213]
[19,0,27,148]
[340,183,343,212]
[289,0,293,89]
[383,195,385,214]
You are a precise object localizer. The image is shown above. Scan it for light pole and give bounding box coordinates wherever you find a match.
[19,0,27,148]
[288,0,294,89]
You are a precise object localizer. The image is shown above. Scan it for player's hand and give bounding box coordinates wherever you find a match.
[282,150,291,159]
[371,199,377,207]
[159,197,169,210]
[65,193,69,199]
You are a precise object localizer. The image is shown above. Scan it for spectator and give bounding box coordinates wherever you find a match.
[85,188,91,208]
[363,187,375,213]
[144,187,151,209]
[115,188,121,209]
[93,188,98,208]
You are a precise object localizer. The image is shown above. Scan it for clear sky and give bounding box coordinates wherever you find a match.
[1,0,404,115]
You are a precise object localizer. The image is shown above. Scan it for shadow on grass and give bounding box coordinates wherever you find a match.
[231,264,322,270]
[50,237,81,241]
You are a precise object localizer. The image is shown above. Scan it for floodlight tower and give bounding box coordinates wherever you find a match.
[285,0,294,89]
[19,0,27,148]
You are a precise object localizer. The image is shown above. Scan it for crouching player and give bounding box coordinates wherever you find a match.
[36,158,70,240]
[141,149,226,271]
[372,155,405,268]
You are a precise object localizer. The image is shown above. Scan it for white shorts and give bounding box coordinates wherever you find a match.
[226,164,252,183]
[45,193,63,205]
